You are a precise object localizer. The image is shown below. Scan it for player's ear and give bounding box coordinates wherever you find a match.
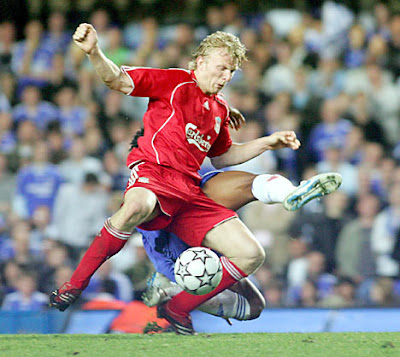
[197,56,206,70]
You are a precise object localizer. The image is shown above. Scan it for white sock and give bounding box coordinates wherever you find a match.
[251,174,295,204]
[196,289,251,320]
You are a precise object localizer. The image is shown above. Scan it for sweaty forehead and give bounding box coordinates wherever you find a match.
[206,48,237,69]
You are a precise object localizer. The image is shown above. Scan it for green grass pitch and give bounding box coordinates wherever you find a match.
[1,333,400,357]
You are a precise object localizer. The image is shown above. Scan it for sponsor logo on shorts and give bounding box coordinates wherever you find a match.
[185,123,211,152]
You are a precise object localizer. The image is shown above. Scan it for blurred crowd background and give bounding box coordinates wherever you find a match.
[2,0,400,312]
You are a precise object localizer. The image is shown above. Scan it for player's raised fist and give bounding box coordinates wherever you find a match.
[72,23,98,55]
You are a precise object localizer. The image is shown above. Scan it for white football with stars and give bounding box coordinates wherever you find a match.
[174,247,223,295]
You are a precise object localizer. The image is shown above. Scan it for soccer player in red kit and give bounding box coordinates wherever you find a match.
[50,23,340,335]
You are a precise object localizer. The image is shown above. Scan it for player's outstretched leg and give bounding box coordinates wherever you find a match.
[283,172,342,211]
[202,170,342,212]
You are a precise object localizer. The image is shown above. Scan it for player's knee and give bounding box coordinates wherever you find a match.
[121,193,157,225]
[248,295,265,320]
[239,245,265,275]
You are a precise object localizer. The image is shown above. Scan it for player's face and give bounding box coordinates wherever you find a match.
[196,48,237,95]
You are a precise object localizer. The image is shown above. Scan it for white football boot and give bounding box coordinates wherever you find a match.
[283,172,342,211]
[142,272,180,307]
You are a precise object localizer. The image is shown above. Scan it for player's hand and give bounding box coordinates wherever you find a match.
[228,107,246,131]
[265,131,301,150]
[72,23,99,55]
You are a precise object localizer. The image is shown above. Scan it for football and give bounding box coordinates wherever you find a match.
[174,247,223,295]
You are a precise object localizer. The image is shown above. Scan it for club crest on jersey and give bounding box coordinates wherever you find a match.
[185,123,212,152]
[214,116,221,134]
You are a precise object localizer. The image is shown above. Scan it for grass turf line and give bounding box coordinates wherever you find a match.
[1,333,400,357]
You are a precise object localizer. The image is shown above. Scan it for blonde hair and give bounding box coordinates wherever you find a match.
[188,31,247,70]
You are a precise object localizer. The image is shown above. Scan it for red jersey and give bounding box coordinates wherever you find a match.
[121,67,232,180]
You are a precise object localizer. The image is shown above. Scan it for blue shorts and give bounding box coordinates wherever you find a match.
[140,170,223,282]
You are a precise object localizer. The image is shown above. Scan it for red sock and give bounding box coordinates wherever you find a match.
[169,256,247,315]
[69,218,131,289]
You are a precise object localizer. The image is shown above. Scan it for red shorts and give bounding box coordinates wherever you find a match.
[125,161,237,246]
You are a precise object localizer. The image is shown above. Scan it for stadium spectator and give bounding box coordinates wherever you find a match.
[385,14,400,80]
[364,62,400,145]
[1,273,48,311]
[336,193,381,301]
[9,117,40,171]
[30,205,52,251]
[2,221,41,270]
[0,21,16,73]
[41,11,70,56]
[104,27,132,68]
[286,250,336,306]
[289,190,350,273]
[285,238,309,297]
[46,123,69,165]
[371,182,400,278]
[0,111,17,154]
[318,276,357,308]
[369,277,400,307]
[0,153,15,216]
[308,57,345,100]
[263,279,285,308]
[365,34,389,68]
[345,91,387,148]
[86,259,133,303]
[11,19,54,91]
[261,40,296,96]
[37,242,72,294]
[58,136,105,185]
[83,126,108,159]
[0,260,22,296]
[307,97,353,163]
[41,54,77,103]
[54,85,89,137]
[12,85,58,132]
[12,140,63,219]
[368,2,391,40]
[50,172,109,259]
[297,279,319,307]
[341,24,367,69]
[0,72,17,106]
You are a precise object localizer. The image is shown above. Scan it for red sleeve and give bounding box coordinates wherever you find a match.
[207,119,232,158]
[121,66,191,99]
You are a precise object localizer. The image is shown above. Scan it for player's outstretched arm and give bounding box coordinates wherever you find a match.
[211,130,301,169]
[73,23,133,94]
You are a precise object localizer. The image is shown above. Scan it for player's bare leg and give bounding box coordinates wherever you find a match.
[202,170,342,212]
[202,171,256,211]
[50,187,160,311]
